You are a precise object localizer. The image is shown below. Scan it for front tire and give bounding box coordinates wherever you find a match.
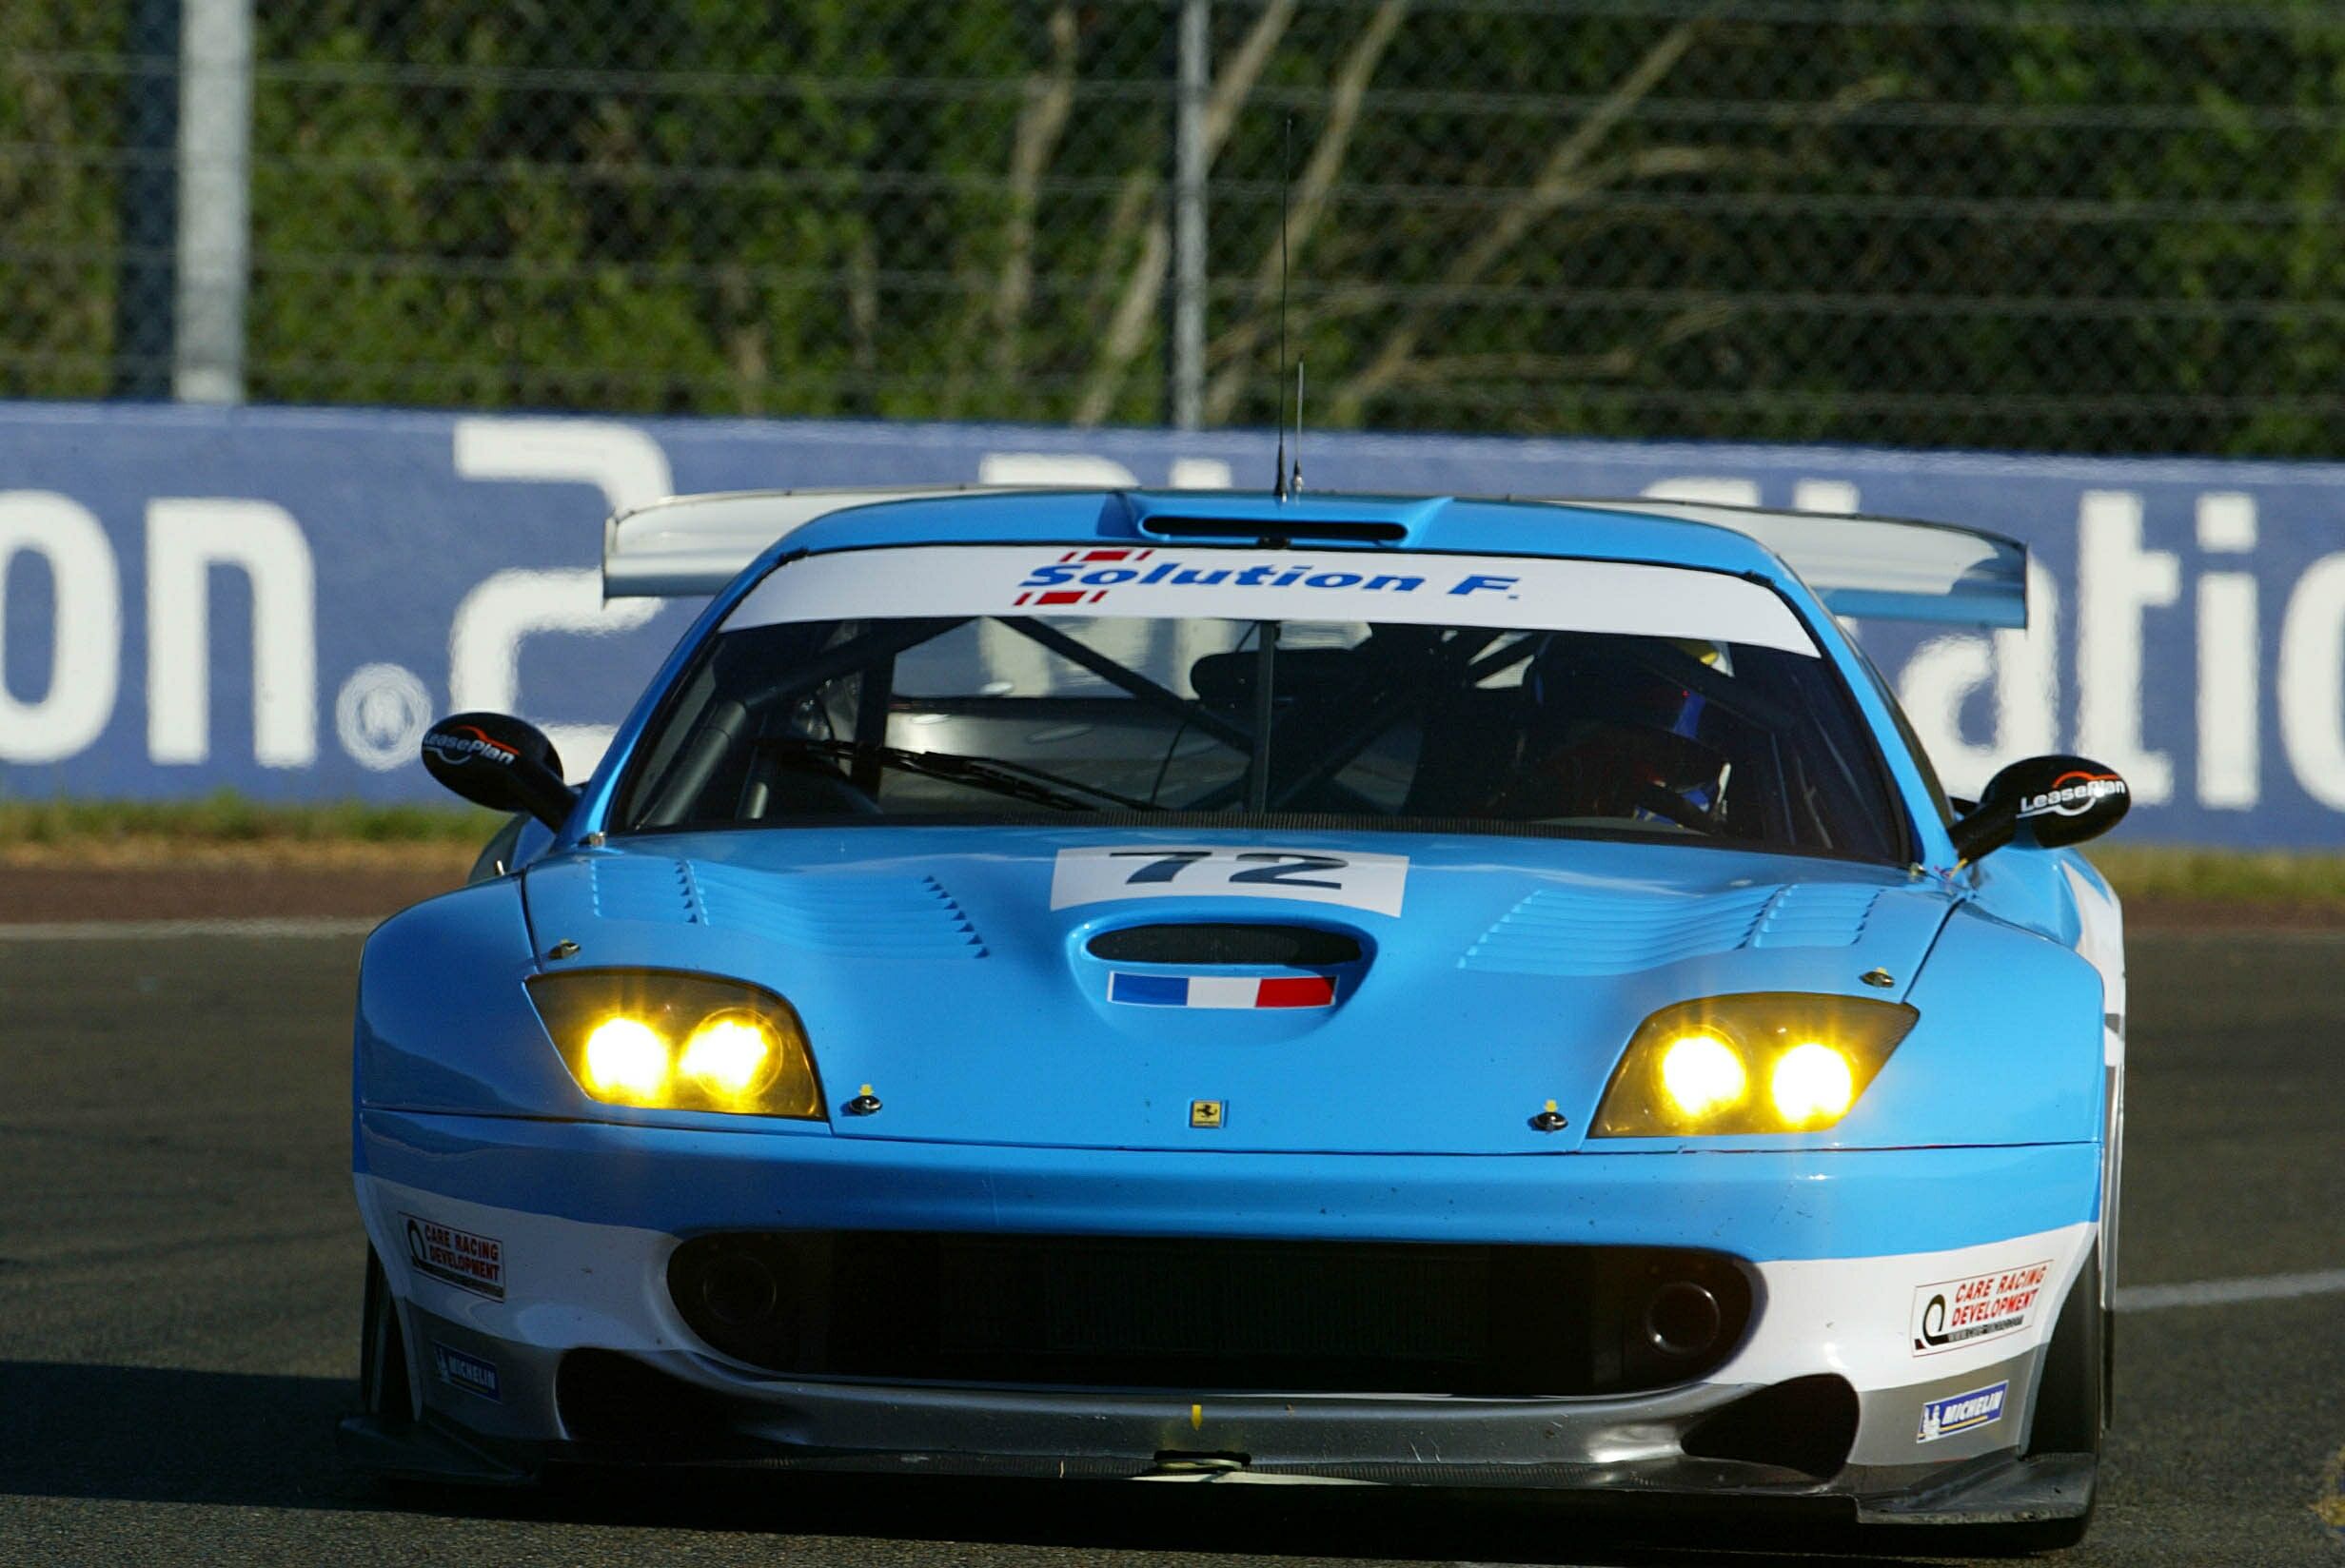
[2029,1253,2105,1460]
[360,1248,414,1427]
[1888,1258,2104,1557]
[1992,1254,2103,1554]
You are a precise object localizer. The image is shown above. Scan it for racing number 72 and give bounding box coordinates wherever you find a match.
[1107,850,1211,884]
[1107,850,1350,890]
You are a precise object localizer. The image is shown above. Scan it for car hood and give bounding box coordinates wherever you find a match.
[522,827,1956,1155]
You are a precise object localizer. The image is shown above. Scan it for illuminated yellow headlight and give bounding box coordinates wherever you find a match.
[680,1011,778,1103]
[581,1015,670,1104]
[1770,1041,1855,1126]
[528,970,823,1118]
[1658,1033,1746,1119]
[1592,993,1916,1138]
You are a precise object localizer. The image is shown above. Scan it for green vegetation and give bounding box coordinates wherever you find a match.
[0,794,2337,911]
[2088,846,2345,911]
[0,792,498,848]
[12,2,2345,453]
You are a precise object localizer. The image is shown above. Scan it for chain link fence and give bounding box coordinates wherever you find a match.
[10,2,2345,456]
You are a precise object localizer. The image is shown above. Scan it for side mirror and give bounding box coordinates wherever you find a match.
[1948,755,2130,863]
[421,713,578,831]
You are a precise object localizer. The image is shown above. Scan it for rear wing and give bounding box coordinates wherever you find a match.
[604,485,2028,628]
[1547,499,2028,628]
[602,485,1074,598]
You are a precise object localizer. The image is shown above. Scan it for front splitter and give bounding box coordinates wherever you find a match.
[336,1406,2093,1533]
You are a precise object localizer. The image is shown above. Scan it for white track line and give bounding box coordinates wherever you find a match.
[2117,1267,2345,1312]
[0,911,2334,1323]
[2131,928,2345,943]
[0,917,377,940]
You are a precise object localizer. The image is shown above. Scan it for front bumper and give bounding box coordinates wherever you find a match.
[352,1108,2099,1521]
[338,1392,2096,1536]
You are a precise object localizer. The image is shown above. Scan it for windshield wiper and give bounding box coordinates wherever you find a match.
[759,737,1161,813]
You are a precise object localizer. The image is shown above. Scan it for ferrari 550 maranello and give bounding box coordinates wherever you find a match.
[343,484,2133,1550]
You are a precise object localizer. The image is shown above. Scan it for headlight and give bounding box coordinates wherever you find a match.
[1591,992,1917,1137]
[526,970,824,1118]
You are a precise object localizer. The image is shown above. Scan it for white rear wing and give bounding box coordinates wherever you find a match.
[603,485,2027,627]
[601,485,1077,598]
[1547,499,2028,628]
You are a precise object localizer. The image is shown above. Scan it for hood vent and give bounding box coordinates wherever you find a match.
[589,855,702,923]
[1087,923,1362,967]
[587,857,986,958]
[1461,883,1882,977]
[1746,883,1883,948]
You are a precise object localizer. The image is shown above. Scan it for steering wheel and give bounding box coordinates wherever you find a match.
[1631,779,1723,835]
[759,752,882,816]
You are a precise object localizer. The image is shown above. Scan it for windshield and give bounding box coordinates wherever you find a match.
[615,545,1909,862]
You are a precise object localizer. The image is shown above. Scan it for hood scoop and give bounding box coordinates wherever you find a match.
[585,856,988,959]
[1086,923,1363,967]
[1461,883,1882,978]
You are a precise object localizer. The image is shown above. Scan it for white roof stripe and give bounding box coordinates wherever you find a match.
[719,543,1822,657]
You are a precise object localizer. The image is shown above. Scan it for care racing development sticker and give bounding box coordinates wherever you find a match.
[430,1342,502,1402]
[403,1212,505,1301]
[1050,845,1409,918]
[1917,1380,2008,1442]
[1910,1259,2051,1356]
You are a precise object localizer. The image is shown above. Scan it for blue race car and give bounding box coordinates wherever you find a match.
[345,486,2131,1551]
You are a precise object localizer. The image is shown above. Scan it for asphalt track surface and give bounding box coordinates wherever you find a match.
[2,926,2340,1566]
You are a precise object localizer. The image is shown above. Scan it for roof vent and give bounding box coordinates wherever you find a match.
[1137,517,1405,544]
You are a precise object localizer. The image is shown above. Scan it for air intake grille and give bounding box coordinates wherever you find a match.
[667,1232,1751,1397]
[1086,923,1362,967]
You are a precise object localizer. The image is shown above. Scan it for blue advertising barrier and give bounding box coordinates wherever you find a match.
[1,400,2340,847]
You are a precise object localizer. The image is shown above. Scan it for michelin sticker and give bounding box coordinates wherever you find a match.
[1917,1380,2008,1442]
[403,1211,505,1300]
[1911,1259,2050,1356]
[431,1342,502,1402]
[1051,845,1409,917]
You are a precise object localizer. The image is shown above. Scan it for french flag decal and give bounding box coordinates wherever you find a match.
[1109,972,1336,1009]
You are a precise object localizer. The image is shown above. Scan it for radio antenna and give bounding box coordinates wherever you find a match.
[1272,114,1292,500]
[1291,360,1304,494]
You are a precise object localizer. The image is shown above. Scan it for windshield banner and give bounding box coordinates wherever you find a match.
[0,400,2339,848]
[723,544,1819,656]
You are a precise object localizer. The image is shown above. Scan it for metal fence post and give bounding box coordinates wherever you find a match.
[111,0,181,399]
[1169,0,1210,430]
[21,2,2345,456]
[172,0,254,403]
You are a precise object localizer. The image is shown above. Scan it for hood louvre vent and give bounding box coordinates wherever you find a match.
[1747,884,1882,948]
[1461,883,1882,977]
[587,857,986,958]
[589,855,703,923]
